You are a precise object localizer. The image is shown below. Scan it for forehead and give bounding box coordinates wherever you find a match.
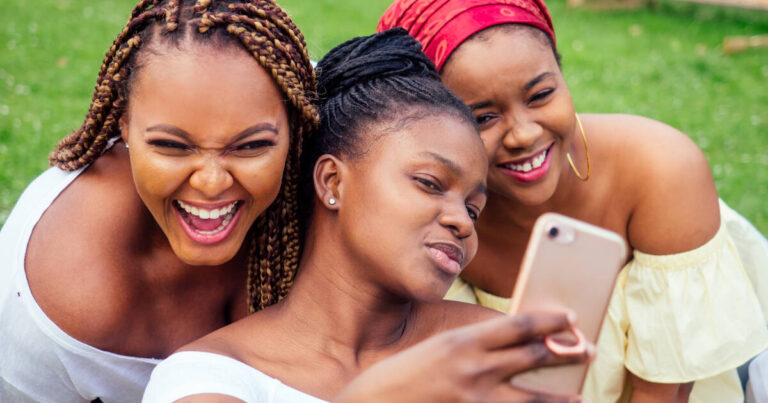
[441,27,557,99]
[370,114,487,177]
[128,44,287,120]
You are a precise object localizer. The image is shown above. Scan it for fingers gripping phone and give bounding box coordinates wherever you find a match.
[508,213,627,395]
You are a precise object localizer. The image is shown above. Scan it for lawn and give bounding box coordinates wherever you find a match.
[1,0,766,233]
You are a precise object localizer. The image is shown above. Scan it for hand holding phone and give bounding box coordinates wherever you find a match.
[508,213,627,395]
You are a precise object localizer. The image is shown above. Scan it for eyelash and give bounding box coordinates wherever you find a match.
[415,177,442,193]
[529,88,554,104]
[149,140,190,150]
[466,207,479,222]
[235,140,275,150]
[148,140,275,152]
[475,114,496,126]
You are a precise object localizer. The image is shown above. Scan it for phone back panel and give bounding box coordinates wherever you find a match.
[508,213,627,394]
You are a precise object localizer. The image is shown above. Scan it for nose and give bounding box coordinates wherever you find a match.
[439,199,475,240]
[189,154,234,198]
[502,111,543,151]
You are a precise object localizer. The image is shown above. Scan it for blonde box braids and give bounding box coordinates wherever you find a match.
[49,0,318,313]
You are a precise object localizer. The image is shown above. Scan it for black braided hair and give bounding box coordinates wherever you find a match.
[299,28,478,231]
[311,27,476,161]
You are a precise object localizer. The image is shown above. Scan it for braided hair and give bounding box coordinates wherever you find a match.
[299,28,477,230]
[49,0,318,313]
[311,28,476,163]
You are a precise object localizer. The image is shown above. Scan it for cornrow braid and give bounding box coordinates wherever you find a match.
[49,0,317,313]
[311,28,475,162]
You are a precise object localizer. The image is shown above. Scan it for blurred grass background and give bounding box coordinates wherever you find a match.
[0,0,766,233]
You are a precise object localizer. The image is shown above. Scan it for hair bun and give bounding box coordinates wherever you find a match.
[316,28,439,100]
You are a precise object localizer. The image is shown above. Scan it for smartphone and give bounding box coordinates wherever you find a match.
[508,213,627,395]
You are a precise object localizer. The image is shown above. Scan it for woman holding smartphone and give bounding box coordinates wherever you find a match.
[0,1,590,401]
[380,0,768,401]
[143,28,592,403]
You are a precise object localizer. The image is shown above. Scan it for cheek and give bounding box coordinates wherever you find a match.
[235,147,290,210]
[130,152,190,208]
[466,233,479,263]
[480,128,506,163]
[345,175,426,248]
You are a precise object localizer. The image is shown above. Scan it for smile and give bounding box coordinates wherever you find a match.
[498,143,554,183]
[427,243,464,276]
[174,200,242,244]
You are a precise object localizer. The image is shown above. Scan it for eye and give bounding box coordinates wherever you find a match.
[415,177,442,193]
[475,113,497,127]
[528,88,554,104]
[229,140,276,157]
[236,140,275,150]
[148,139,190,150]
[466,206,479,222]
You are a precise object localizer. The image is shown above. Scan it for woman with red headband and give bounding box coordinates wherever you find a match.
[379,1,768,402]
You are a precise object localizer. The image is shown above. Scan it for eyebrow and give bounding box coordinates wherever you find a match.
[145,123,279,143]
[419,151,463,177]
[524,72,554,91]
[418,151,488,196]
[467,101,492,112]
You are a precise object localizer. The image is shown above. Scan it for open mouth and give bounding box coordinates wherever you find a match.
[498,143,554,183]
[427,243,464,275]
[174,200,242,244]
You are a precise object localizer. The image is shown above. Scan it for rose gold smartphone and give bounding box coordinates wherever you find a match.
[508,213,627,395]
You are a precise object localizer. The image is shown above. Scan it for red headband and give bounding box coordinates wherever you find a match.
[378,0,555,72]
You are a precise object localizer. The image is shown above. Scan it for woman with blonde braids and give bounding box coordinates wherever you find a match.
[1,1,314,401]
[1,1,593,402]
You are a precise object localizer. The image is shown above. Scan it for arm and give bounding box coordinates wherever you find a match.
[629,374,693,403]
[624,116,720,255]
[621,116,719,401]
[336,313,594,403]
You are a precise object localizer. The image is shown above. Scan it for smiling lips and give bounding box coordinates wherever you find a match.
[428,243,464,275]
[498,143,554,183]
[175,200,242,244]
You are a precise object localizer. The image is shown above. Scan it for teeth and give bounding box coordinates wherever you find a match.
[506,149,548,172]
[195,214,234,235]
[177,200,238,221]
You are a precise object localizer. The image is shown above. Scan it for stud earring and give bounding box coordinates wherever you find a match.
[328,198,336,206]
[125,143,130,149]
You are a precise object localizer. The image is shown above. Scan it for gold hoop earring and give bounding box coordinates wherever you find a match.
[566,113,591,181]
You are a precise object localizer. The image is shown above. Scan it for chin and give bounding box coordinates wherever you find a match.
[407,278,454,303]
[490,176,560,206]
[172,242,241,267]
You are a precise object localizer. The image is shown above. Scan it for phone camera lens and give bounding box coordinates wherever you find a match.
[548,226,559,238]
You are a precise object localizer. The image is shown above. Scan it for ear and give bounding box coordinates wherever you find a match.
[313,154,345,210]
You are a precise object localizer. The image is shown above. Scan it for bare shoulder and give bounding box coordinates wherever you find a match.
[25,144,150,346]
[178,309,277,362]
[588,114,720,254]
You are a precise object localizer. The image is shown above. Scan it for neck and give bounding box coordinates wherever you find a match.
[278,215,415,367]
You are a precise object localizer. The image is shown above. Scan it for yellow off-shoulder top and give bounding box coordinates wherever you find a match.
[446,200,768,403]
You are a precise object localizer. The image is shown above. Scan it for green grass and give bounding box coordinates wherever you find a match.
[1,0,767,233]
